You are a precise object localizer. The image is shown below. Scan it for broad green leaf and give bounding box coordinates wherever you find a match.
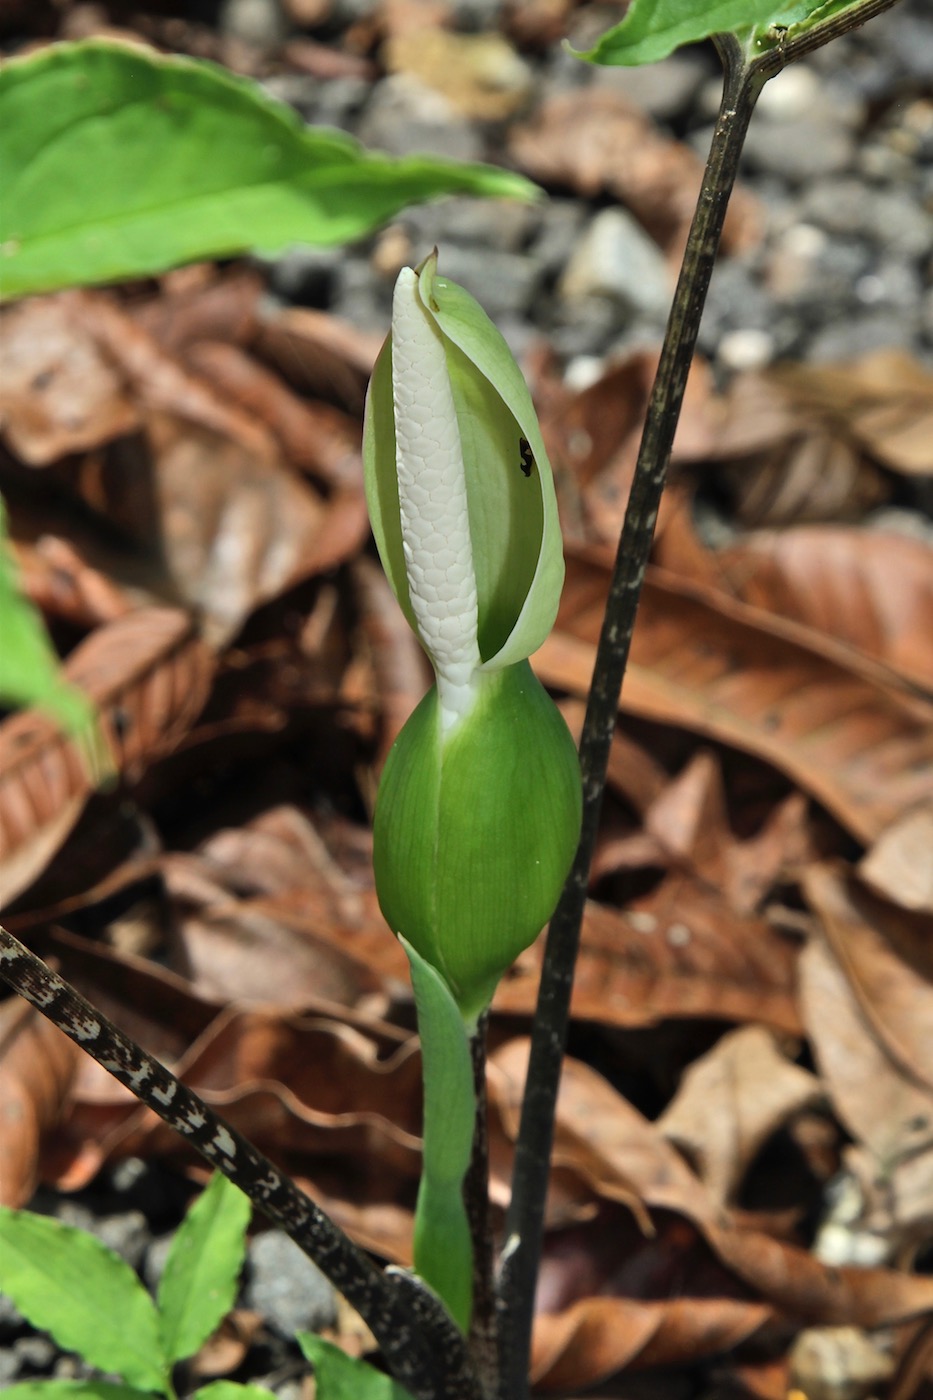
[193,1386,276,1400]
[0,1208,167,1393]
[2,1385,155,1400]
[575,0,859,65]
[296,1333,415,1400]
[0,39,539,300]
[157,1173,252,1365]
[0,499,108,777]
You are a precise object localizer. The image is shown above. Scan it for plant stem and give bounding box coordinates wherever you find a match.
[0,926,482,1400]
[494,36,768,1400]
[464,1012,497,1395]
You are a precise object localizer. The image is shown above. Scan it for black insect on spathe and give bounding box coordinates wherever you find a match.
[518,437,534,477]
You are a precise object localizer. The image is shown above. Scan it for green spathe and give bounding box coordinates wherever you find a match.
[363,253,564,675]
[374,661,581,1022]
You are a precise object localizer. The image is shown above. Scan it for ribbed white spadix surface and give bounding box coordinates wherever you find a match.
[391,268,481,732]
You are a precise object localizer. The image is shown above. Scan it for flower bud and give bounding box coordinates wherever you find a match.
[364,253,581,1020]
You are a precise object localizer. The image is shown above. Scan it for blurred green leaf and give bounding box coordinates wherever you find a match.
[1,1385,156,1400]
[297,1333,415,1399]
[0,39,539,299]
[157,1173,252,1365]
[576,0,869,65]
[0,1208,167,1393]
[0,499,108,775]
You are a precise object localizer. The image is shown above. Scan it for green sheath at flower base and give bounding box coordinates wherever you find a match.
[374,661,580,1022]
[363,251,582,1023]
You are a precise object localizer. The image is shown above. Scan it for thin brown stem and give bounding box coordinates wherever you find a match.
[0,926,482,1400]
[464,1011,497,1395]
[495,35,767,1400]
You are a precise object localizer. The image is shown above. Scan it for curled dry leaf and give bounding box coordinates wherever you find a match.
[693,369,892,527]
[531,1294,772,1392]
[860,805,933,915]
[184,339,364,490]
[773,351,933,478]
[0,997,80,1206]
[0,295,140,464]
[657,1026,823,1210]
[0,608,213,907]
[144,412,369,646]
[496,881,802,1034]
[11,535,133,631]
[494,1040,933,1390]
[799,934,933,1260]
[508,88,760,257]
[352,555,432,765]
[253,304,381,417]
[541,557,933,845]
[802,865,933,1099]
[713,527,933,693]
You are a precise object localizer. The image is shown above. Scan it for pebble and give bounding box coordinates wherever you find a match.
[558,207,671,322]
[243,1229,338,1337]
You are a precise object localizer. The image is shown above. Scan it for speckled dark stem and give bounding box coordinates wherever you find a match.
[0,925,482,1400]
[495,37,768,1400]
[464,1012,497,1395]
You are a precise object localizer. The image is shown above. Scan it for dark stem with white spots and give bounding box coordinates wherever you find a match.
[0,926,482,1400]
[495,36,768,1400]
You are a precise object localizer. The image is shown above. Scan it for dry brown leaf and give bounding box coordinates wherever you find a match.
[352,556,432,767]
[183,339,364,491]
[161,855,389,1010]
[11,535,134,630]
[531,1294,772,1392]
[537,350,718,546]
[774,351,933,477]
[538,557,933,846]
[713,528,933,693]
[142,413,368,646]
[0,609,212,907]
[803,865,933,1098]
[494,1040,933,1388]
[496,883,802,1034]
[657,1026,823,1209]
[0,997,80,1206]
[0,296,140,463]
[799,933,933,1256]
[254,305,380,417]
[859,805,933,914]
[509,88,760,257]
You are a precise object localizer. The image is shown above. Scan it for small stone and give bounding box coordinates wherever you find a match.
[717,327,776,372]
[357,75,482,164]
[218,0,288,50]
[244,1230,337,1337]
[592,49,709,122]
[559,208,670,322]
[14,1335,57,1372]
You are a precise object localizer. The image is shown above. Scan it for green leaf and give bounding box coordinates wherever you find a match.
[193,1385,277,1400]
[0,39,539,300]
[157,1173,252,1365]
[575,0,851,65]
[1,1386,155,1400]
[0,499,108,776]
[296,1333,415,1400]
[0,1208,168,1394]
